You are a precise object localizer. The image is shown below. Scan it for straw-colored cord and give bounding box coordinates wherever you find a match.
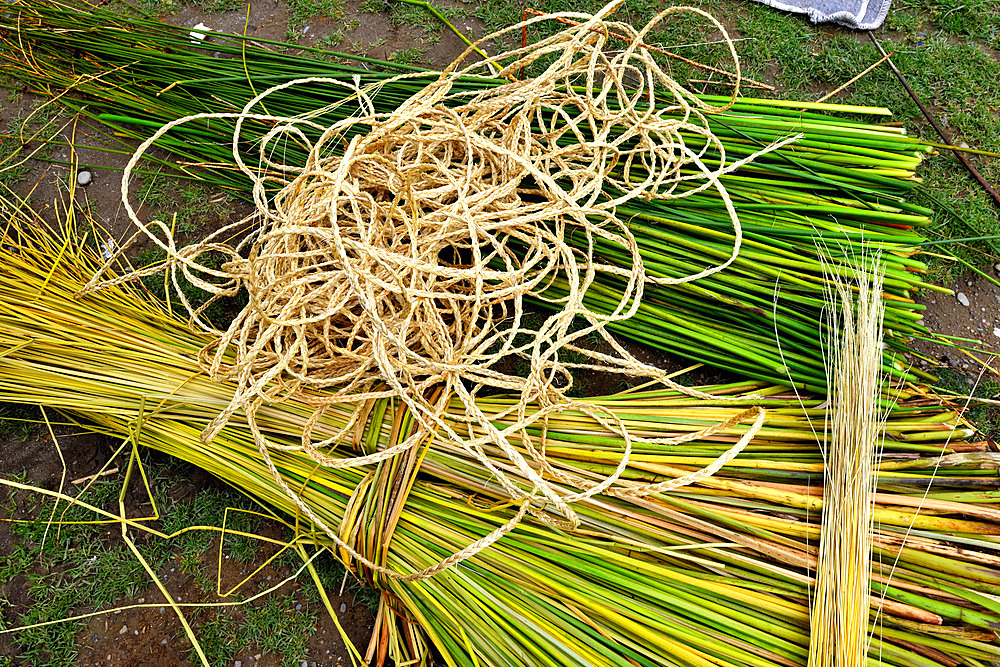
[82,1,797,580]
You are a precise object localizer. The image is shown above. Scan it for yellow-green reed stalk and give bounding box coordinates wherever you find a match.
[809,249,885,667]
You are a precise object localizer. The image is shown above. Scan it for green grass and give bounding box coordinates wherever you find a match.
[891,0,1000,49]
[134,174,231,235]
[189,0,246,13]
[185,592,319,667]
[390,46,426,65]
[286,0,345,42]
[312,29,346,52]
[103,0,180,18]
[134,245,246,326]
[1,476,146,667]
[935,368,1000,440]
[0,96,66,187]
[360,0,473,44]
[0,404,38,442]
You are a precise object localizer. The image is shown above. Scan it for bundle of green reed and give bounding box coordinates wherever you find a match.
[0,0,950,392]
[1,197,998,667]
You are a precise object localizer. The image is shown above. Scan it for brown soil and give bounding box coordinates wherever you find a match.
[909,271,1000,378]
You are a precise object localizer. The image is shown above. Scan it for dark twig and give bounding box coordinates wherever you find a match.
[868,31,1000,209]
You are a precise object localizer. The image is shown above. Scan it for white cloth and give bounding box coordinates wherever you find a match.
[750,0,891,30]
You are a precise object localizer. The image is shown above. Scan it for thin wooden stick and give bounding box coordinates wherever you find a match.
[816,51,894,103]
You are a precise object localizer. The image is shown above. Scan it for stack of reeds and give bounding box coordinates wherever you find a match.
[0,0,951,391]
[1,198,999,666]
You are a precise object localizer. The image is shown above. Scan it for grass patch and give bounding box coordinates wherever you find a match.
[0,404,39,442]
[0,476,151,667]
[134,244,246,327]
[188,0,246,13]
[0,452,353,667]
[0,97,66,187]
[135,174,232,235]
[286,0,345,42]
[360,0,472,44]
[390,47,426,65]
[185,592,318,667]
[934,368,1000,440]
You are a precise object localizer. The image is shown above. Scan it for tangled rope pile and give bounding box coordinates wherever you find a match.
[85,1,798,580]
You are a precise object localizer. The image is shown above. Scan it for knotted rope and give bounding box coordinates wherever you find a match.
[83,1,796,580]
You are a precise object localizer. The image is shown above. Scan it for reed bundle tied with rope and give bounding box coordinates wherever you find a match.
[0,0,950,393]
[3,197,1000,667]
[81,2,794,571]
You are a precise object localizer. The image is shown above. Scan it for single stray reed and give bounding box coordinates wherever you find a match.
[809,248,885,667]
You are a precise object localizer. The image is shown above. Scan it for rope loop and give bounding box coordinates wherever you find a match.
[82,1,794,580]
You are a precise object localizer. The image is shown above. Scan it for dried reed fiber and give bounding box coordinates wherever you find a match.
[809,249,885,667]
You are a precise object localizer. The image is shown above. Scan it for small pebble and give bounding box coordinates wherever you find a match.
[161,639,168,645]
[994,262,1000,274]
[295,603,302,611]
[190,22,210,43]
[100,237,116,261]
[119,625,128,635]
[134,630,139,635]
[993,327,1000,338]
[956,292,970,307]
[77,170,92,186]
[339,602,347,613]
[91,633,99,642]
[235,662,242,667]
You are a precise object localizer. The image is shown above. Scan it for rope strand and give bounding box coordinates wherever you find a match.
[82,1,788,580]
